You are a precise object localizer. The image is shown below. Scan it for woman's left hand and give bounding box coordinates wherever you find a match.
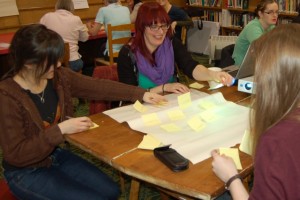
[212,71,234,87]
[211,150,238,183]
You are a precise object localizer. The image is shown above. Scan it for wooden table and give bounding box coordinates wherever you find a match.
[65,85,253,200]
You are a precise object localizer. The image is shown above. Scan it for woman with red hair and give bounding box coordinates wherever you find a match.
[117,2,233,94]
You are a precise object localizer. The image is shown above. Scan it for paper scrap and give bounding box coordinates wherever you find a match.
[178,92,192,110]
[160,123,181,132]
[199,100,216,110]
[200,110,217,122]
[133,100,148,113]
[138,134,162,150]
[89,122,99,130]
[239,129,252,155]
[189,82,204,89]
[142,113,161,126]
[167,110,186,121]
[0,43,10,48]
[187,117,205,132]
[219,148,242,170]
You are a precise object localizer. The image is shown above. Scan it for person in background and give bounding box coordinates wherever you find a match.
[127,0,143,23]
[156,0,193,41]
[86,0,131,61]
[117,2,233,94]
[40,0,89,72]
[212,23,300,200]
[292,3,300,23]
[232,0,278,66]
[0,24,165,200]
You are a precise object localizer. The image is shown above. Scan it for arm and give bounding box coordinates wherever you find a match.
[211,151,249,200]
[173,38,233,86]
[0,91,64,167]
[76,16,89,42]
[86,21,102,36]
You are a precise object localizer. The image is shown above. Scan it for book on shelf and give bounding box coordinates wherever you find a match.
[221,9,231,26]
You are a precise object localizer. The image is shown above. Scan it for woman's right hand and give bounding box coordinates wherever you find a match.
[58,117,93,135]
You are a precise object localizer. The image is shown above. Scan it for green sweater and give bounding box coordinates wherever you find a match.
[232,18,275,66]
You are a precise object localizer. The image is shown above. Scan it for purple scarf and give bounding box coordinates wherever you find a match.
[135,38,174,85]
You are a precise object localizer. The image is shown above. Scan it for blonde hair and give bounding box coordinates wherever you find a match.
[250,24,300,156]
[55,0,74,12]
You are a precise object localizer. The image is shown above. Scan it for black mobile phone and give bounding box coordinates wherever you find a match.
[154,145,189,172]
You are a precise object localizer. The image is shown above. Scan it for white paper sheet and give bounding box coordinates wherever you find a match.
[103,89,208,123]
[72,0,89,9]
[104,90,249,164]
[0,0,19,17]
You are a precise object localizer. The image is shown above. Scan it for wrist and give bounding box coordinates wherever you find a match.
[225,174,242,190]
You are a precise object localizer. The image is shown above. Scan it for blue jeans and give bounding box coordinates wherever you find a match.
[69,59,84,72]
[4,148,120,200]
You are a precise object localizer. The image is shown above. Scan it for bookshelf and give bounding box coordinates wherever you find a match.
[188,0,299,35]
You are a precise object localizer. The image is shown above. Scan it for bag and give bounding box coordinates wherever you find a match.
[154,145,189,172]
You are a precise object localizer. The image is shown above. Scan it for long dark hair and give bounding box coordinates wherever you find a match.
[131,2,172,65]
[4,24,64,82]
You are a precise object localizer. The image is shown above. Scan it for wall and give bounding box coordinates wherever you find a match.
[0,0,104,33]
[0,0,187,33]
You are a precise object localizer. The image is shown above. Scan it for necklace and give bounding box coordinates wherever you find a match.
[36,90,45,103]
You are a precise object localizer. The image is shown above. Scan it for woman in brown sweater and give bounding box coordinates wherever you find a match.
[0,24,165,200]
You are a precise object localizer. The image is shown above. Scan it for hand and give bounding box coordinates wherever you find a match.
[143,92,167,104]
[211,150,238,183]
[211,71,234,87]
[164,83,190,94]
[58,117,93,134]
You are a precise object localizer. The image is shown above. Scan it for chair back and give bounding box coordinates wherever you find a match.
[107,23,135,66]
[89,65,119,114]
[61,42,70,68]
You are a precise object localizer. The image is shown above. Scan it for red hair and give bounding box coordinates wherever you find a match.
[132,2,172,64]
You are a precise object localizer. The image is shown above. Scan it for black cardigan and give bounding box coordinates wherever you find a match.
[117,37,198,86]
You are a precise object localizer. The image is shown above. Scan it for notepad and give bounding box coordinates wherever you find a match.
[178,92,192,110]
[133,100,148,113]
[89,122,99,130]
[138,134,162,150]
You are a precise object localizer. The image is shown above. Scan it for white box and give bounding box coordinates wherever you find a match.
[238,76,255,94]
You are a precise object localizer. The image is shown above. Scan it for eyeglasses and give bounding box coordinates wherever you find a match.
[264,10,279,15]
[148,24,170,31]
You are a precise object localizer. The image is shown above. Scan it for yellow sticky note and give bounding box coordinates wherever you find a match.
[199,100,216,110]
[219,148,242,170]
[160,123,181,132]
[89,122,99,130]
[187,117,205,132]
[138,135,162,150]
[178,92,192,110]
[200,110,217,122]
[239,129,252,155]
[189,82,204,89]
[133,100,148,113]
[167,110,186,121]
[142,113,161,126]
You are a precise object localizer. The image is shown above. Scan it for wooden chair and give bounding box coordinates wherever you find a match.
[95,23,135,66]
[89,65,119,114]
[61,42,70,68]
